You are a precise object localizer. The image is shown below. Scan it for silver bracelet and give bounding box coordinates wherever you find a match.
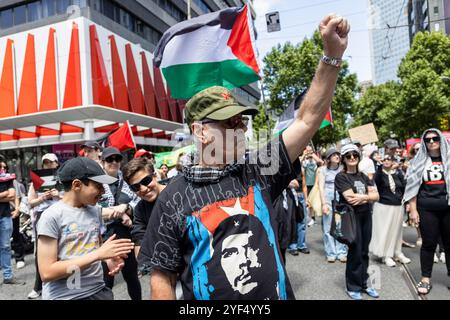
[321,55,342,68]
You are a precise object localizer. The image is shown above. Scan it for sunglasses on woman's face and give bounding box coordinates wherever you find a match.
[424,136,440,144]
[129,174,155,192]
[105,156,122,163]
[345,152,359,160]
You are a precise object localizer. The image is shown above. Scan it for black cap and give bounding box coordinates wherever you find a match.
[101,147,123,161]
[384,139,399,149]
[81,141,102,150]
[57,157,117,184]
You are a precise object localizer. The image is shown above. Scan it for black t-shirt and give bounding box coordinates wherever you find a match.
[418,156,448,210]
[131,199,155,246]
[0,180,14,218]
[139,137,300,300]
[335,172,374,214]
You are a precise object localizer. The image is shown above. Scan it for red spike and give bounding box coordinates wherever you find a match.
[125,44,145,115]
[63,22,82,108]
[40,28,58,112]
[153,67,170,120]
[109,35,130,112]
[17,34,38,115]
[0,39,15,118]
[141,52,159,118]
[90,25,113,107]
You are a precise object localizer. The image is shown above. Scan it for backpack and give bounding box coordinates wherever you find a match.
[330,179,357,246]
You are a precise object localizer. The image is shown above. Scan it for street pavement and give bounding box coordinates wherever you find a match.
[402,226,450,300]
[2,218,445,300]
[286,218,416,300]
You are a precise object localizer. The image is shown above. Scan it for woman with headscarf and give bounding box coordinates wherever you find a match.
[370,154,411,267]
[317,148,347,263]
[335,144,380,300]
[403,128,450,295]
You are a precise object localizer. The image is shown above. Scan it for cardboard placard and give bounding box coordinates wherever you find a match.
[348,123,379,145]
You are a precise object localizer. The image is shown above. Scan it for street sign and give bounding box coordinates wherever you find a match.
[266,11,280,33]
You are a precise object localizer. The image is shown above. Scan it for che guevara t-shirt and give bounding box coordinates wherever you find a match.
[139,136,300,300]
[418,156,448,210]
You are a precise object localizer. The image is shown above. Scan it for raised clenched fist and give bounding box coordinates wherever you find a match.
[319,14,350,59]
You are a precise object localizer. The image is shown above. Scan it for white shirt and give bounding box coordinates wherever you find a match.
[359,157,375,176]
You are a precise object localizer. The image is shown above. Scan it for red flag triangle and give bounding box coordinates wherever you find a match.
[30,170,45,190]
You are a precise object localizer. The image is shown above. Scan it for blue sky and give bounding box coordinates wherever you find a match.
[253,0,373,82]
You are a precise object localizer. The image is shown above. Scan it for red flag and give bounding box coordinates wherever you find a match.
[30,170,45,190]
[98,121,136,152]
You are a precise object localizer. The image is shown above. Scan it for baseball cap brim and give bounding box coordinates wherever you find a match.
[89,175,118,185]
[205,104,258,121]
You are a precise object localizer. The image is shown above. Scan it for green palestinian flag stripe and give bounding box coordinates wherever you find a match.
[161,59,260,99]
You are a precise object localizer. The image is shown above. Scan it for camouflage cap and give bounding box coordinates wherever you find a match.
[185,86,258,127]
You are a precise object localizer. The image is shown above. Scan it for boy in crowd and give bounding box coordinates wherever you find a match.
[37,157,134,300]
[122,157,166,258]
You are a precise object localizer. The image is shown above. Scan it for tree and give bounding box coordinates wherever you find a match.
[252,102,275,140]
[262,31,359,148]
[351,81,401,142]
[394,32,450,139]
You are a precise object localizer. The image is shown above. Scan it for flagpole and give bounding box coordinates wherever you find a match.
[258,78,271,134]
[187,0,191,20]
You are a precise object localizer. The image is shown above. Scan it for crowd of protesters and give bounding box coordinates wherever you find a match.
[0,13,449,301]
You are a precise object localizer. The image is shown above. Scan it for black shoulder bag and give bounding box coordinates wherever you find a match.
[330,176,357,246]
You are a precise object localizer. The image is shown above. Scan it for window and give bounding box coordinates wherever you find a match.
[119,8,131,29]
[91,0,102,11]
[28,1,43,22]
[103,0,115,20]
[434,6,439,14]
[42,0,56,17]
[14,5,27,25]
[56,0,71,14]
[193,0,211,13]
[0,9,13,29]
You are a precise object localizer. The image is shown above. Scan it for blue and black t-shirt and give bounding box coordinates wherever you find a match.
[139,136,299,300]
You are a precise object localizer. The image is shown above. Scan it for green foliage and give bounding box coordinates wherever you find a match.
[352,32,450,142]
[261,31,359,148]
[252,102,275,140]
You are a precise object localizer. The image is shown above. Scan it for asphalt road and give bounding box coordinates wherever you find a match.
[0,217,435,300]
[402,226,450,300]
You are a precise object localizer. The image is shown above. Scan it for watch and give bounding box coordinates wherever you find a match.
[321,55,342,68]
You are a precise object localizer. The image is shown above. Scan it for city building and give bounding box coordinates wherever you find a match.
[368,0,411,84]
[0,0,261,181]
[408,0,450,44]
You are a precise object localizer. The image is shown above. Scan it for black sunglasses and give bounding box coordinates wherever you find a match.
[129,174,154,192]
[201,116,249,129]
[424,136,440,144]
[344,152,360,160]
[105,156,122,163]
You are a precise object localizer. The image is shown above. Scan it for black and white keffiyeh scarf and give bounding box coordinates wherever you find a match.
[182,151,243,183]
[403,128,450,205]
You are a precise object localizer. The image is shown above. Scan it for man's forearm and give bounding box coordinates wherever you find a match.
[283,62,340,162]
[298,61,339,128]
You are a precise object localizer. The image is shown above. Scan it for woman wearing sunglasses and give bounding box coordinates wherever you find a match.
[404,128,450,295]
[335,144,379,300]
[370,155,410,267]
